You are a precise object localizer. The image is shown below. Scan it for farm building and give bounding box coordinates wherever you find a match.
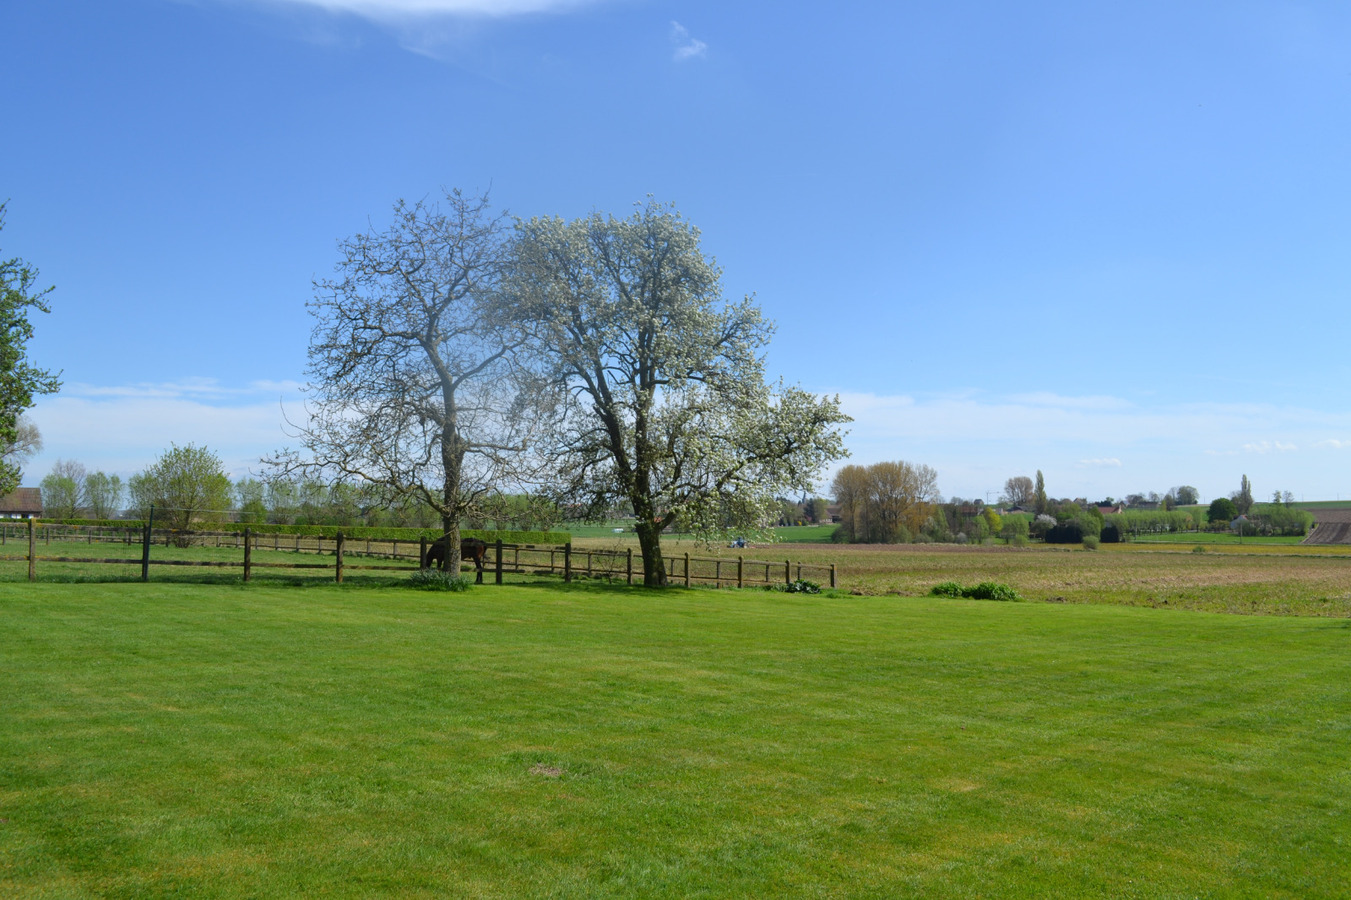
[1302,508,1351,545]
[0,487,43,519]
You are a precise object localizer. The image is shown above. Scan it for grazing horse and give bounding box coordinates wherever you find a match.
[426,535,488,583]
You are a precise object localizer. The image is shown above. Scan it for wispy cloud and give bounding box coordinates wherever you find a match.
[24,380,310,482]
[670,21,707,61]
[1009,392,1133,411]
[1244,441,1298,454]
[827,388,1351,500]
[1315,439,1351,450]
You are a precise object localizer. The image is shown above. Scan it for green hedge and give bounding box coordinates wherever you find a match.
[32,519,569,546]
[219,524,568,545]
[36,518,145,528]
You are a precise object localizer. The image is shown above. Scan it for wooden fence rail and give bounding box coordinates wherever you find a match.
[3,522,836,589]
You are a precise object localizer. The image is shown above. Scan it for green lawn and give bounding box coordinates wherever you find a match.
[3,581,1350,897]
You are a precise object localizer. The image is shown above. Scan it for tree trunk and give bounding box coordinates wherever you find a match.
[441,516,462,574]
[635,519,667,587]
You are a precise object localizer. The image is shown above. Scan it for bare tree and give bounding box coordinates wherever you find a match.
[1,414,41,469]
[268,190,534,574]
[1002,475,1034,507]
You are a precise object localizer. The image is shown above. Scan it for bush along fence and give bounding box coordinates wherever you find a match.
[4,521,836,589]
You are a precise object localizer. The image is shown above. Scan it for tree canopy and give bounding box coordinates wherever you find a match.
[831,461,939,544]
[268,190,537,572]
[0,203,61,494]
[510,200,849,586]
[128,444,231,531]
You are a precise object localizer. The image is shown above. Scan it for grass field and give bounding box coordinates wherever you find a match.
[4,580,1351,897]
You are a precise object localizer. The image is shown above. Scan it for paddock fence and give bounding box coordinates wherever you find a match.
[2,521,836,589]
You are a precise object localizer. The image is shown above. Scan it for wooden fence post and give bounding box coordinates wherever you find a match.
[737,556,743,589]
[785,560,792,586]
[419,536,427,569]
[626,548,633,584]
[684,553,691,588]
[830,564,836,589]
[141,522,151,582]
[495,539,503,585]
[335,532,344,583]
[27,517,36,583]
[243,528,252,582]
[564,543,572,583]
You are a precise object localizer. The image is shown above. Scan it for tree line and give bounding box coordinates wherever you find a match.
[39,444,565,533]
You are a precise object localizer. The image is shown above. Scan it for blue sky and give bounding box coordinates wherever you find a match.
[5,0,1351,504]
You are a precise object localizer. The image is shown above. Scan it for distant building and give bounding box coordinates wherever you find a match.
[0,487,42,519]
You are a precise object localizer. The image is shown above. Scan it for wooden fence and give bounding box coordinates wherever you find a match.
[2,521,836,589]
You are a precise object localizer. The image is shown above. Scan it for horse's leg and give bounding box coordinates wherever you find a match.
[475,553,484,584]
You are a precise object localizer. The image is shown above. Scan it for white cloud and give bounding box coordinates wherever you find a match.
[1316,439,1351,450]
[22,380,310,483]
[1243,441,1298,454]
[670,21,707,61]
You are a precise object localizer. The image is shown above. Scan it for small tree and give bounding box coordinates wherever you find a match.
[1033,470,1048,516]
[1173,485,1199,506]
[1207,497,1238,529]
[130,444,232,532]
[1232,474,1254,515]
[40,459,85,518]
[235,478,268,524]
[82,471,123,519]
[1000,516,1029,545]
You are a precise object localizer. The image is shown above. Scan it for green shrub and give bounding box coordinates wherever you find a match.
[1192,545,1207,554]
[407,569,473,591]
[1082,535,1099,550]
[782,578,822,594]
[930,581,1020,602]
[964,581,1020,601]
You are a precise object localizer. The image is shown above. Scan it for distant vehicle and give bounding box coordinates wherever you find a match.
[729,537,747,548]
[612,528,625,533]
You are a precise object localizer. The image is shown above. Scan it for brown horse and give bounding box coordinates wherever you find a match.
[425,536,488,583]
